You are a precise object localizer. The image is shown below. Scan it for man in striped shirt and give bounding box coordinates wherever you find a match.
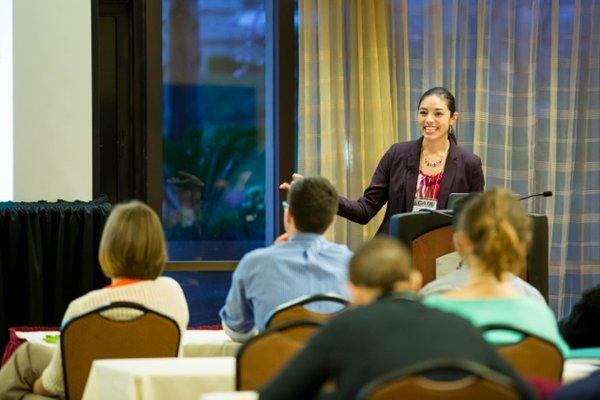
[220,176,352,342]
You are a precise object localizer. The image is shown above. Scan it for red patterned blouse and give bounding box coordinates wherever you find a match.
[416,170,444,201]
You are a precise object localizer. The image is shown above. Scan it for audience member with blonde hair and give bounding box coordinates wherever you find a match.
[260,237,536,400]
[424,188,569,355]
[0,201,189,399]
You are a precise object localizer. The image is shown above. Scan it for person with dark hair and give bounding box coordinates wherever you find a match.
[424,188,569,355]
[281,87,485,234]
[220,176,352,342]
[558,283,600,348]
[260,237,537,400]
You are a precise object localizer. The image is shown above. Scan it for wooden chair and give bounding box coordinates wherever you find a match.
[236,320,322,390]
[61,301,181,400]
[480,324,564,381]
[357,359,521,400]
[263,293,349,329]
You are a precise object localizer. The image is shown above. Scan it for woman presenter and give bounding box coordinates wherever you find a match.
[281,87,484,234]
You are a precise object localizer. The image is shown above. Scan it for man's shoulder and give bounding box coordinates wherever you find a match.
[236,242,308,270]
[261,236,352,256]
[242,244,280,259]
[237,238,351,273]
[320,239,353,256]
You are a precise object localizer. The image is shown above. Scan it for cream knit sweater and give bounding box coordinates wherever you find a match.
[41,277,189,396]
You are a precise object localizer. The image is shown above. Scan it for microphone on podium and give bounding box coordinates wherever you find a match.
[518,191,553,201]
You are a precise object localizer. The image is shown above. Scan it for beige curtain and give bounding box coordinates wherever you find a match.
[299,0,400,249]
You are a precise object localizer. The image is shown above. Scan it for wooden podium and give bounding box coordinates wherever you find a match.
[389,210,549,300]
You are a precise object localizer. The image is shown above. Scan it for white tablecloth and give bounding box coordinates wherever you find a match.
[15,330,60,347]
[15,329,241,357]
[182,330,242,357]
[562,359,600,384]
[14,330,600,388]
[82,357,236,400]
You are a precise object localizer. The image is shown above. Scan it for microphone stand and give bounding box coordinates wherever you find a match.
[518,191,553,201]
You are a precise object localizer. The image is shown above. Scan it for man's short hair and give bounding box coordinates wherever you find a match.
[287,176,338,234]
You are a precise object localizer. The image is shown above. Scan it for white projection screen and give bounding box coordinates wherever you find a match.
[0,2,13,200]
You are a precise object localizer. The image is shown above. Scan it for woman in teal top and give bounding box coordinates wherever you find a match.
[423,188,569,356]
[424,295,570,356]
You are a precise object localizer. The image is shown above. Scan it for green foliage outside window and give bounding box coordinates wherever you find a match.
[163,127,266,241]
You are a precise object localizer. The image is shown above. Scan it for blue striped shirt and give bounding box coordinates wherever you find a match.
[220,233,352,339]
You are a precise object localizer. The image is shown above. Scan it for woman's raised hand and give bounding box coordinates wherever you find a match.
[279,173,304,191]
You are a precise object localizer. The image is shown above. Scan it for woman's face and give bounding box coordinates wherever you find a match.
[418,95,457,142]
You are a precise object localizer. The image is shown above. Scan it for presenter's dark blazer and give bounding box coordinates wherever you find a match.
[338,137,484,234]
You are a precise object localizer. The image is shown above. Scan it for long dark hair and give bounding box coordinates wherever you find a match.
[418,87,458,144]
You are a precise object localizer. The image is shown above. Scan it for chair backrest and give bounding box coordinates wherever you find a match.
[264,293,349,329]
[236,320,322,391]
[480,324,564,381]
[357,358,521,400]
[61,301,181,400]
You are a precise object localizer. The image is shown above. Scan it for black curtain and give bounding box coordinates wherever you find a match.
[0,198,112,350]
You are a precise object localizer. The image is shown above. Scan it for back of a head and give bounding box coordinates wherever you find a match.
[349,237,412,294]
[287,176,338,234]
[99,200,167,280]
[456,188,532,279]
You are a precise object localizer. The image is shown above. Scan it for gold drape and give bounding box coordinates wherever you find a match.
[299,0,399,249]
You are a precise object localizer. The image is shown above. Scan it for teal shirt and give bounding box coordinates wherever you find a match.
[423,295,570,356]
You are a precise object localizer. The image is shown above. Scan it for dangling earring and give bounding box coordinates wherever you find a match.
[448,125,457,143]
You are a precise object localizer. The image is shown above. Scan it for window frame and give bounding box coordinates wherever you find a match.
[157,0,296,271]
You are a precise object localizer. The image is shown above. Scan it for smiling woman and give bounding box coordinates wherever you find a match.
[0,0,12,200]
[335,86,484,233]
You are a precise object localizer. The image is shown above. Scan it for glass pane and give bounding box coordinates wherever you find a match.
[163,271,232,326]
[162,0,267,261]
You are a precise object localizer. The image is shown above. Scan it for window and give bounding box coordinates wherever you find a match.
[162,0,269,261]
[161,0,296,325]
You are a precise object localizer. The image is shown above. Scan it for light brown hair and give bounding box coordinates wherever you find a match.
[99,200,167,280]
[349,237,412,293]
[288,176,338,234]
[456,188,532,279]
